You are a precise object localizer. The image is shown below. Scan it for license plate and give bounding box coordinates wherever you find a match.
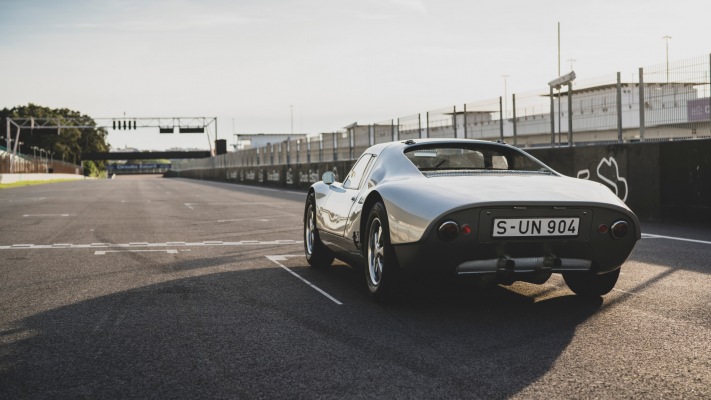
[492,217,580,238]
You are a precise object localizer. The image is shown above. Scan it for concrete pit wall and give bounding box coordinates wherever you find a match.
[166,140,711,224]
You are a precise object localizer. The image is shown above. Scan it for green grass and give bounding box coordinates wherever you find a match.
[0,179,80,189]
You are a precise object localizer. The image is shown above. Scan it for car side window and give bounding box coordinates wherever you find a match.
[343,154,374,190]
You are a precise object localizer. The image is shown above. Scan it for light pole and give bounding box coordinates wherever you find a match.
[663,35,672,83]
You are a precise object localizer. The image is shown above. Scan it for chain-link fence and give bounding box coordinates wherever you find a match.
[397,113,421,141]
[462,99,502,141]
[173,54,710,172]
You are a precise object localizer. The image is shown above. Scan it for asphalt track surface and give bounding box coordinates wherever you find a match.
[1,175,710,399]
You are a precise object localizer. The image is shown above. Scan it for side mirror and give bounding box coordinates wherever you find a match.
[322,171,336,185]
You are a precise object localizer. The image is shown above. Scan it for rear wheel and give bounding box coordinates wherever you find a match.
[304,193,334,268]
[364,202,400,301]
[563,268,620,297]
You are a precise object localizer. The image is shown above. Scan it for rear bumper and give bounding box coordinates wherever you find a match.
[392,205,638,278]
[392,235,633,278]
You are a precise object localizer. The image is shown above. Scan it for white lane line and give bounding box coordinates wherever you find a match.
[218,218,272,223]
[181,179,306,197]
[94,249,184,255]
[186,202,291,208]
[642,233,711,246]
[266,255,343,306]
[0,240,300,251]
[23,214,74,217]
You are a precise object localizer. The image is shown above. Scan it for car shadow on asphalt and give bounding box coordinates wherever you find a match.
[0,265,602,399]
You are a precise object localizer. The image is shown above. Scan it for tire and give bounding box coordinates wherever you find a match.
[563,268,620,297]
[304,193,334,268]
[364,202,401,301]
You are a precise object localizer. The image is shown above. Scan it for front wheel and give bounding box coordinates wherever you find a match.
[304,193,334,268]
[364,202,400,301]
[563,268,620,297]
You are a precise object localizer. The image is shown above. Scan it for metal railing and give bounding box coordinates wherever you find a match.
[174,53,711,171]
[1,147,81,174]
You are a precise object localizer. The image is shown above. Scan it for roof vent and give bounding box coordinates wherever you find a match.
[403,140,416,145]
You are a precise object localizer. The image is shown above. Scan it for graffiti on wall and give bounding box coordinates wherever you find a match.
[576,157,629,202]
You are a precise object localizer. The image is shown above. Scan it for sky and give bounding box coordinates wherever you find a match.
[1,0,710,151]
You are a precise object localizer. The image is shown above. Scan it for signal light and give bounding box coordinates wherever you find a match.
[113,120,116,130]
[133,120,137,129]
[179,127,205,134]
[461,224,472,235]
[123,121,127,130]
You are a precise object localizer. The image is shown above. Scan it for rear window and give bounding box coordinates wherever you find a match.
[404,143,550,173]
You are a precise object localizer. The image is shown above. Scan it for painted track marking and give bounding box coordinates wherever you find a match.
[23,214,74,217]
[95,249,186,255]
[267,255,343,305]
[642,233,711,246]
[0,240,300,251]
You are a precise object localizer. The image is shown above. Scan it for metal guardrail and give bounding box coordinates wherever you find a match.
[0,147,81,174]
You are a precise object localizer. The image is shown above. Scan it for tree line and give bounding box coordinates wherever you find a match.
[1,103,110,174]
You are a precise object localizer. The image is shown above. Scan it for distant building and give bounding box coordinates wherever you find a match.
[233,133,308,150]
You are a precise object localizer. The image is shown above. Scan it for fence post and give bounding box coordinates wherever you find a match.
[463,104,468,139]
[568,83,573,146]
[639,67,645,141]
[550,87,555,146]
[512,94,517,146]
[452,105,457,138]
[418,114,422,139]
[349,128,354,159]
[499,96,504,141]
[617,72,623,143]
[333,132,338,161]
[426,112,430,138]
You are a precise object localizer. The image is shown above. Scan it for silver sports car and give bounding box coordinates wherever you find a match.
[304,139,640,300]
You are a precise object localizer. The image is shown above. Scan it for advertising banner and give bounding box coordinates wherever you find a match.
[687,98,710,122]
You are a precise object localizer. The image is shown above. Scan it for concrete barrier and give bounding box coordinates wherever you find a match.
[167,140,711,224]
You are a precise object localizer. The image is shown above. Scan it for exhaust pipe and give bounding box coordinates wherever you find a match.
[456,255,590,275]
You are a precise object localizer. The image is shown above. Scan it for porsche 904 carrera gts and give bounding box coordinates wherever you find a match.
[304,139,640,300]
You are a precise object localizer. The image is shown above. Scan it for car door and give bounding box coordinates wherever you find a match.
[319,154,375,237]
